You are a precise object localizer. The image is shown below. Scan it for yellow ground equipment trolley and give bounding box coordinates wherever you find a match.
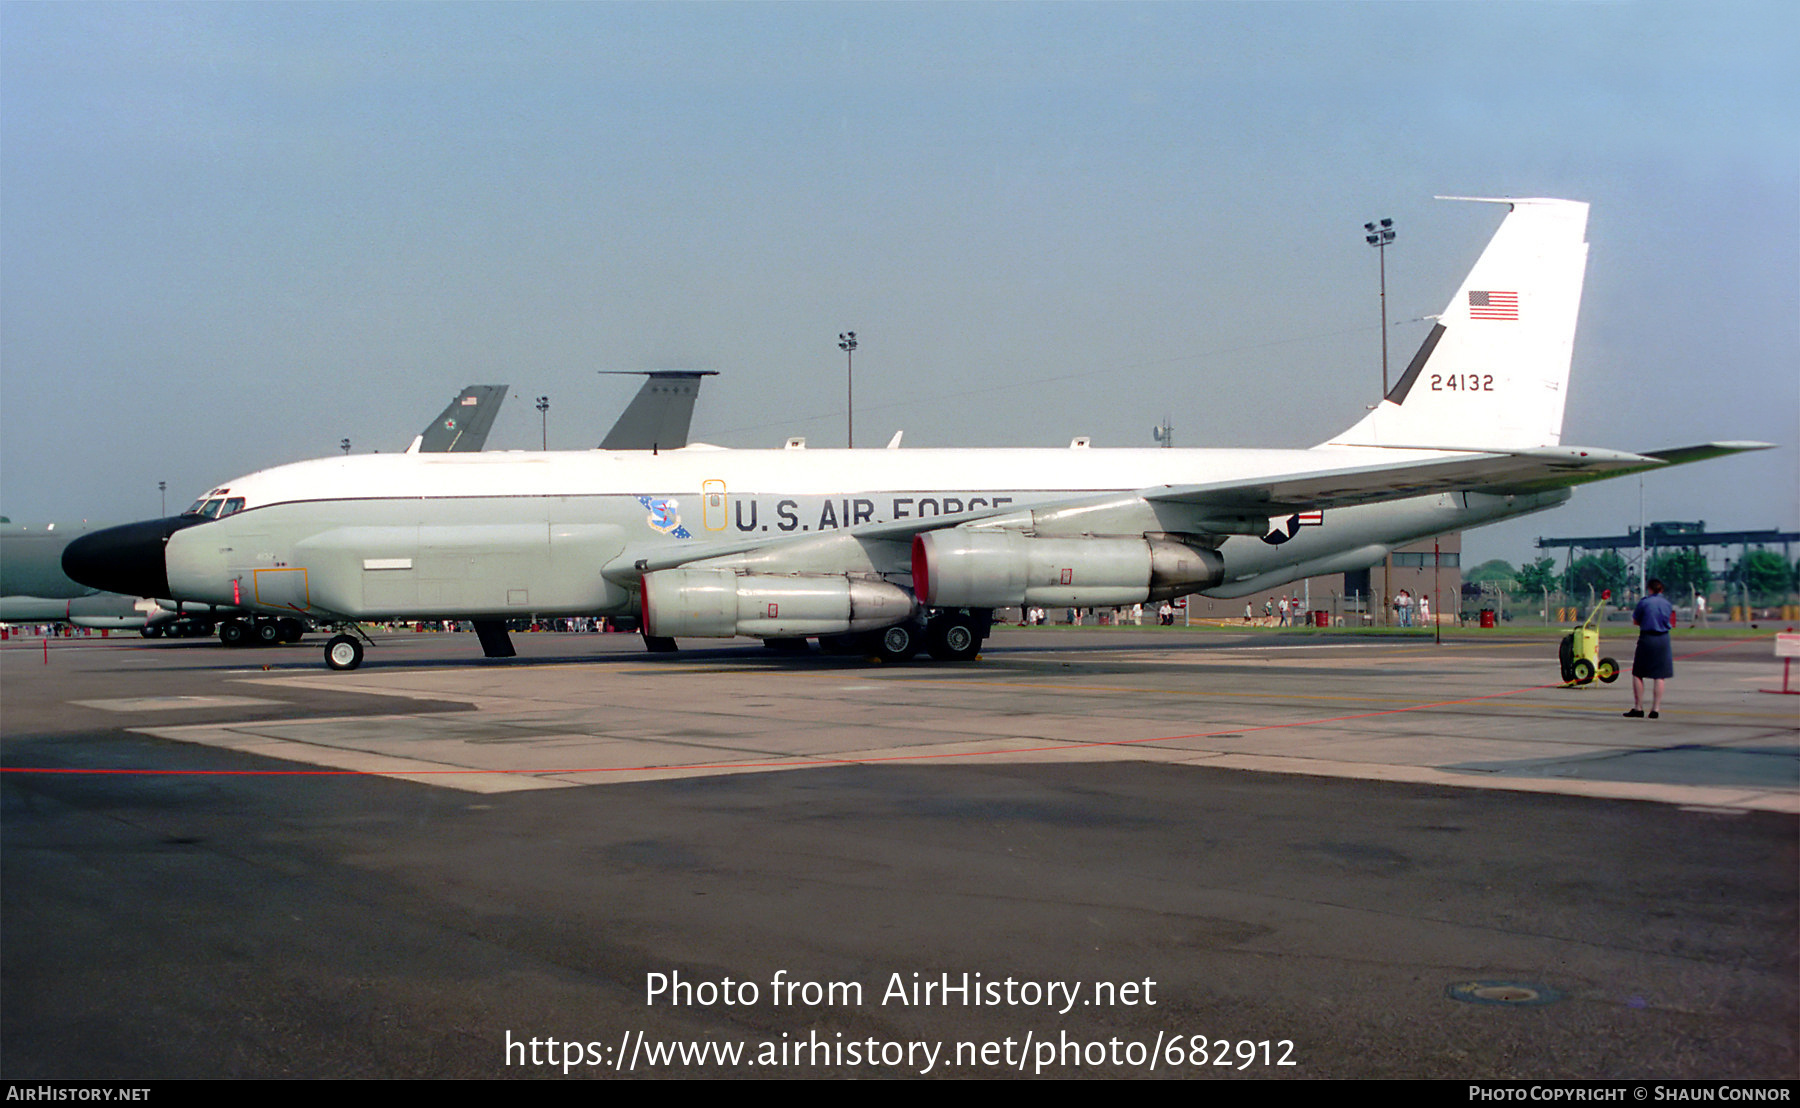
[1559,601,1621,686]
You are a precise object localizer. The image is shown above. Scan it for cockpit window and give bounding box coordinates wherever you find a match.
[181,494,244,519]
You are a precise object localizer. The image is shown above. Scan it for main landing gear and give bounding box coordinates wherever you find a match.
[323,626,376,671]
[924,609,986,662]
[217,616,307,646]
[769,610,989,664]
[870,621,921,663]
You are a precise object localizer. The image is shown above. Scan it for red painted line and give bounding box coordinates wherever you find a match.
[2,636,1774,779]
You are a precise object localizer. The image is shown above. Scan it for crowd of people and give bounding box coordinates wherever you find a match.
[1239,596,1317,626]
[1390,590,1431,627]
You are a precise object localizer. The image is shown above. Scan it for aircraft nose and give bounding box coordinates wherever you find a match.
[61,517,205,599]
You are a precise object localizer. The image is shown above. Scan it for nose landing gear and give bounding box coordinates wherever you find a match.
[323,626,375,671]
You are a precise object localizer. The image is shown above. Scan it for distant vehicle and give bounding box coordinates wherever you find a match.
[64,199,1770,670]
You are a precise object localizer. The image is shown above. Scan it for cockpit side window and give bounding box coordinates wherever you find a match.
[198,499,224,518]
[220,498,246,517]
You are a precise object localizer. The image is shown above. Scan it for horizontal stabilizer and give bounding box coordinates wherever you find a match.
[1147,445,1659,515]
[1641,441,1776,466]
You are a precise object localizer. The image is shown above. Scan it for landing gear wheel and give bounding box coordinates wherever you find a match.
[1597,657,1620,684]
[141,624,162,639]
[278,618,306,643]
[219,619,248,646]
[255,620,282,645]
[324,634,364,671]
[870,623,919,663]
[1571,658,1596,685]
[926,617,980,662]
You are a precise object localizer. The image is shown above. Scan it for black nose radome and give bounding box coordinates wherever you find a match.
[61,516,206,600]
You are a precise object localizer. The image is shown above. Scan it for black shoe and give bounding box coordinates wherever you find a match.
[1622,709,1644,718]
[1648,711,1659,719]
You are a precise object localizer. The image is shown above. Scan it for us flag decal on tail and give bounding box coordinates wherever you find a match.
[1468,290,1519,320]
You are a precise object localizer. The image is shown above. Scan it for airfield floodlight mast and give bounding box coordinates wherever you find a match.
[1365,217,1397,624]
[537,395,550,451]
[839,331,857,448]
[158,480,166,516]
[1364,218,1396,395]
[339,438,350,455]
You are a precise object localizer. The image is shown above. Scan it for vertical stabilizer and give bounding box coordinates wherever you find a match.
[1327,198,1589,450]
[408,385,509,453]
[599,371,718,450]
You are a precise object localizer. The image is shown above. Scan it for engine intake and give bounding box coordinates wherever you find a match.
[641,569,916,639]
[912,530,1224,608]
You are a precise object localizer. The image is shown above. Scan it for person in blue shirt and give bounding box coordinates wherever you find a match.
[1624,578,1676,718]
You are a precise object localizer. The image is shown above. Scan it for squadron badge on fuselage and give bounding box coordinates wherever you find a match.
[639,496,691,538]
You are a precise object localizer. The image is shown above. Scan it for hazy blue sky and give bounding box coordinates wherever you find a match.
[3,1,1794,567]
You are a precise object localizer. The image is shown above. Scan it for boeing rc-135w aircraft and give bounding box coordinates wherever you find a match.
[64,199,1768,670]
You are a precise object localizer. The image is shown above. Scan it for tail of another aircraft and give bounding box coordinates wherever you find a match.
[407,385,509,454]
[1326,197,1590,451]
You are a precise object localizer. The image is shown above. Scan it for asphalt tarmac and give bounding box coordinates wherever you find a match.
[3,625,1795,1078]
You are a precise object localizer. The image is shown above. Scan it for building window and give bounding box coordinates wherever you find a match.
[1392,552,1460,568]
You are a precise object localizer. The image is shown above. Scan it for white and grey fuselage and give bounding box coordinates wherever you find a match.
[143,444,1569,626]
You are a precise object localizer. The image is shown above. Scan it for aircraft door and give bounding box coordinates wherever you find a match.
[253,567,312,613]
[703,480,728,531]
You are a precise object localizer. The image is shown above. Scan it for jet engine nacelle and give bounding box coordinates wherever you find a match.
[912,530,1225,609]
[641,568,917,639]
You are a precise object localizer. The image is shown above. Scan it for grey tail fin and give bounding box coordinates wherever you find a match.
[409,385,509,453]
[599,371,717,451]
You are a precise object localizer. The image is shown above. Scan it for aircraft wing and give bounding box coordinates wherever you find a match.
[616,440,1771,578]
[619,500,1030,577]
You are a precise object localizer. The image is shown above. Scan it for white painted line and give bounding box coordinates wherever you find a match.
[73,696,283,712]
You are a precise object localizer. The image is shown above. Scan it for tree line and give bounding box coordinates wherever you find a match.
[1466,548,1798,606]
